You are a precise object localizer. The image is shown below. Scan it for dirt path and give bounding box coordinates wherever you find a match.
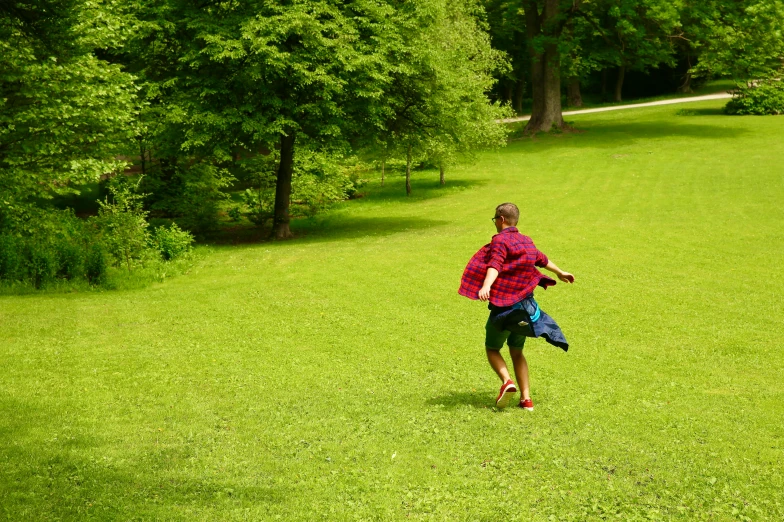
[500,92,733,123]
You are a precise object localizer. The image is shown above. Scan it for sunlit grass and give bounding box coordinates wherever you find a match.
[1,100,782,520]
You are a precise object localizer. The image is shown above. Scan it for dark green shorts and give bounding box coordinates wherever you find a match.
[485,315,527,350]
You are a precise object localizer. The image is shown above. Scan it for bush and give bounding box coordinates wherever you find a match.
[0,210,93,288]
[141,160,234,235]
[0,234,22,281]
[152,223,194,260]
[95,176,155,272]
[725,80,784,115]
[233,148,366,225]
[85,243,108,285]
[24,240,58,289]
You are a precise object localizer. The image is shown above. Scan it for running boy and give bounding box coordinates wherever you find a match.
[458,203,574,410]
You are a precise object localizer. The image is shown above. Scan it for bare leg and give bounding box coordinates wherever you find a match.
[486,349,512,383]
[509,348,531,400]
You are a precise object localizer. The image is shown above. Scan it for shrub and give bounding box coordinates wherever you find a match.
[95,176,154,272]
[240,187,274,226]
[141,160,234,235]
[0,234,22,281]
[85,243,108,285]
[56,239,86,281]
[234,148,367,225]
[24,240,58,289]
[725,80,784,115]
[152,223,194,260]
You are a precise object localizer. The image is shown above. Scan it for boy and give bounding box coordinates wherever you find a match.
[458,203,574,410]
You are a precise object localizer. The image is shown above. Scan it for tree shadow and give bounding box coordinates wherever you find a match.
[426,390,495,410]
[294,215,450,244]
[0,397,291,519]
[204,215,449,247]
[578,121,745,142]
[508,119,747,153]
[674,107,726,117]
[204,173,480,246]
[362,175,488,203]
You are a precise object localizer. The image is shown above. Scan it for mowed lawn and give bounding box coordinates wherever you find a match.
[2,101,783,521]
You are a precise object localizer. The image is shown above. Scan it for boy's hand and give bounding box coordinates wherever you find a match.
[478,285,492,301]
[558,272,575,283]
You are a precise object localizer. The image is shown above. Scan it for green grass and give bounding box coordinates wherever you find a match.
[2,101,783,520]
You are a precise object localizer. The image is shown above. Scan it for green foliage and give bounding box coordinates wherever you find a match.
[725,79,784,115]
[0,234,21,281]
[291,150,359,217]
[95,176,153,272]
[687,0,784,80]
[235,149,367,224]
[0,0,138,223]
[140,161,234,235]
[151,223,194,261]
[84,243,109,285]
[378,0,511,191]
[0,209,104,288]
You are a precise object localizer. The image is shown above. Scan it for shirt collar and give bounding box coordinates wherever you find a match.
[500,226,518,234]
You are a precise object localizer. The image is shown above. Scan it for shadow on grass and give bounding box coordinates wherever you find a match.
[295,215,450,244]
[507,119,746,153]
[675,107,726,117]
[361,176,487,203]
[204,215,449,246]
[426,391,494,410]
[0,397,290,519]
[578,121,744,141]
[206,174,477,246]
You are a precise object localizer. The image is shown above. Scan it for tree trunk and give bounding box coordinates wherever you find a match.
[601,68,608,101]
[678,72,692,93]
[381,157,385,187]
[503,81,514,105]
[614,66,625,102]
[567,77,582,107]
[270,132,296,239]
[523,0,565,134]
[513,77,525,114]
[439,163,445,186]
[405,143,412,196]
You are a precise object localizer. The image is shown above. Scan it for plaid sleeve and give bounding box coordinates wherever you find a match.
[534,248,549,268]
[458,245,490,300]
[487,236,507,272]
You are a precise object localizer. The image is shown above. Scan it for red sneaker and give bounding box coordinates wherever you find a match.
[495,380,517,409]
[519,398,534,411]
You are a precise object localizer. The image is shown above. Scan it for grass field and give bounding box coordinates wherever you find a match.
[2,100,783,520]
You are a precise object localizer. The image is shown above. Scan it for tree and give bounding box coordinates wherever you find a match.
[122,0,420,239]
[685,0,784,81]
[521,0,569,133]
[485,0,530,113]
[380,0,510,194]
[0,0,137,230]
[569,0,680,102]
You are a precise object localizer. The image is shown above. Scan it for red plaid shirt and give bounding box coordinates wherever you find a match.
[458,227,555,307]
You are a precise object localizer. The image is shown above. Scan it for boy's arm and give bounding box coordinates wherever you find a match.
[478,268,499,301]
[544,260,575,283]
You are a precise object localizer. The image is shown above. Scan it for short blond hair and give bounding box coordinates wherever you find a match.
[495,202,519,226]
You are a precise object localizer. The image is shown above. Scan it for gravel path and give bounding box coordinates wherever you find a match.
[500,92,733,123]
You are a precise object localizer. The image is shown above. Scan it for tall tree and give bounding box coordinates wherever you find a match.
[484,0,529,113]
[368,0,510,195]
[521,0,568,133]
[573,0,681,102]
